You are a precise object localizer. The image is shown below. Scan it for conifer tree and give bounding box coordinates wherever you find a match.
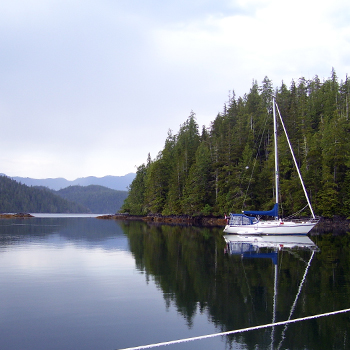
[123,70,350,218]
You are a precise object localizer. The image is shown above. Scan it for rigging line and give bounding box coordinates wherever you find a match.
[117,308,350,350]
[241,112,270,211]
[286,250,308,264]
[276,250,315,350]
[240,257,258,324]
[284,204,309,220]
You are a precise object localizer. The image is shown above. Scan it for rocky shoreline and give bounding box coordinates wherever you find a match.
[1,212,348,232]
[311,216,350,234]
[97,213,227,226]
[0,213,34,218]
[98,214,350,232]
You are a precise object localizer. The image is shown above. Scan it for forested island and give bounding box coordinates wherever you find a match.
[121,69,350,220]
[0,175,88,213]
[56,185,128,213]
[0,176,128,214]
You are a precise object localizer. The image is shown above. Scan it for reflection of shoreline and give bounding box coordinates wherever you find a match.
[122,222,350,349]
[98,214,227,226]
[0,217,126,248]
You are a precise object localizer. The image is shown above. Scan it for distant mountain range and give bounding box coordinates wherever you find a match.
[9,173,135,191]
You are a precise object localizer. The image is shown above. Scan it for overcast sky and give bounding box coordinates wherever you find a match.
[0,0,349,180]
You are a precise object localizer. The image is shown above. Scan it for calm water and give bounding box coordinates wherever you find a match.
[0,217,349,350]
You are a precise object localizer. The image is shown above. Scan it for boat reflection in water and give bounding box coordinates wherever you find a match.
[224,234,319,257]
[223,234,319,349]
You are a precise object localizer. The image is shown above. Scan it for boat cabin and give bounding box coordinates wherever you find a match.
[228,214,258,226]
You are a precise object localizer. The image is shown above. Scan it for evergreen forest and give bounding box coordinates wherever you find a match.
[56,185,128,213]
[0,175,88,213]
[122,69,350,218]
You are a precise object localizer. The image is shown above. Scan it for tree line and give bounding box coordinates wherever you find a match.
[56,185,128,213]
[0,176,130,214]
[122,69,350,218]
[0,175,88,213]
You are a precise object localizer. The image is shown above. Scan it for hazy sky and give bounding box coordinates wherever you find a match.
[1,0,349,180]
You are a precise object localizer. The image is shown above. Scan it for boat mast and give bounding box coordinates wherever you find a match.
[273,98,279,219]
[274,100,316,219]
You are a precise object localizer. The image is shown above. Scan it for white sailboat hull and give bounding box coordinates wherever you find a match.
[223,219,317,235]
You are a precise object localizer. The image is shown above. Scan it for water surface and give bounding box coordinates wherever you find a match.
[0,217,349,349]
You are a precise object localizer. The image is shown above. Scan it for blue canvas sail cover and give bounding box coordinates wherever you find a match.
[243,203,278,218]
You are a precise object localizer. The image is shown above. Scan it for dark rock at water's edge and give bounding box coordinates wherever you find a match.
[98,214,350,233]
[310,216,350,235]
[0,213,34,218]
[97,214,227,226]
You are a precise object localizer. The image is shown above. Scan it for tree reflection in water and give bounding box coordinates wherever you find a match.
[122,221,350,349]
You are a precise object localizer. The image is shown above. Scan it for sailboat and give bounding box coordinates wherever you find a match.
[224,98,319,235]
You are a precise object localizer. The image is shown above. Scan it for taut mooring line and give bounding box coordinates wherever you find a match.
[118,308,350,350]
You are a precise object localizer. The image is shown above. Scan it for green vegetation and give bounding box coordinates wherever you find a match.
[0,176,128,214]
[56,185,128,213]
[122,69,350,218]
[0,176,88,213]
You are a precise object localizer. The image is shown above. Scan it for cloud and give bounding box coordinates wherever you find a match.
[155,0,350,87]
[0,0,349,179]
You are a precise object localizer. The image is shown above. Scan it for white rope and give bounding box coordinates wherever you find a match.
[118,308,350,350]
[270,264,278,348]
[276,250,315,350]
